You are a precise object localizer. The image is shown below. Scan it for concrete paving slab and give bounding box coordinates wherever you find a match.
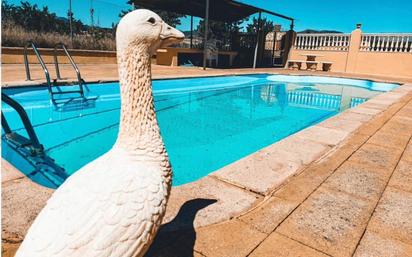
[295,125,349,146]
[194,219,266,257]
[238,196,298,234]
[350,106,383,116]
[212,150,303,195]
[1,160,25,182]
[318,114,363,133]
[388,160,412,193]
[2,178,53,243]
[323,161,389,202]
[163,176,260,231]
[403,143,412,163]
[277,187,374,257]
[349,143,403,170]
[273,165,333,203]
[380,119,412,137]
[266,137,332,165]
[354,231,412,257]
[367,187,412,244]
[366,130,411,151]
[249,232,329,257]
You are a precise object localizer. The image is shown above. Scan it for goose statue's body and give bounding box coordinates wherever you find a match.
[15,10,184,257]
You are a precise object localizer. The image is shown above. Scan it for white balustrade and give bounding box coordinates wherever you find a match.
[294,33,350,51]
[360,33,412,52]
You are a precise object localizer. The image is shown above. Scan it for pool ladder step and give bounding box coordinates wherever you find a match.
[1,93,68,186]
[24,41,86,105]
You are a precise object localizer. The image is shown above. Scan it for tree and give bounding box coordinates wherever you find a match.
[1,1,86,34]
[246,17,275,35]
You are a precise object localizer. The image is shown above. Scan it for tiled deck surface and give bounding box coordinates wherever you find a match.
[144,88,412,257]
[2,64,412,257]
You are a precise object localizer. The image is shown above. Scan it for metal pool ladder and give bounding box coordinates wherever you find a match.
[1,93,68,186]
[24,41,85,104]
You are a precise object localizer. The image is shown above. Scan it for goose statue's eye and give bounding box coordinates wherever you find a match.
[147,17,156,24]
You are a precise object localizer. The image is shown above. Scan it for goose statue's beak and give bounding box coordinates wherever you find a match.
[159,22,185,47]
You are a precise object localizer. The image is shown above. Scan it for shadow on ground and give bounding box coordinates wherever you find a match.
[145,198,217,257]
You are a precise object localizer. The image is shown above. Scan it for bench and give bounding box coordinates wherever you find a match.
[321,61,333,71]
[287,60,304,70]
[305,61,320,71]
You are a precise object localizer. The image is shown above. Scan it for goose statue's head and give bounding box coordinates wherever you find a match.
[116,9,184,55]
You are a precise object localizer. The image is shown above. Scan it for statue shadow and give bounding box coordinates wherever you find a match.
[145,198,217,257]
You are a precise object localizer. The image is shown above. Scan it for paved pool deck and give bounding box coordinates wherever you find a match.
[2,63,412,87]
[2,64,412,257]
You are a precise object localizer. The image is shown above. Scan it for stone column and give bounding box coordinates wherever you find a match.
[345,24,362,73]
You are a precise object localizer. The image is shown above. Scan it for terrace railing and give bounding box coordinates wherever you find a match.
[360,33,412,52]
[294,33,350,51]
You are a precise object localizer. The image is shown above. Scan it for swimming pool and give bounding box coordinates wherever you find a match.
[1,74,398,188]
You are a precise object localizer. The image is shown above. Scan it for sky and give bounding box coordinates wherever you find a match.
[6,0,412,33]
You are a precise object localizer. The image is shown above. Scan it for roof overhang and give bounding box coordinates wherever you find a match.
[133,0,294,22]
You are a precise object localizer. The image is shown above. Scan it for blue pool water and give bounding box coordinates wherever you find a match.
[1,74,398,188]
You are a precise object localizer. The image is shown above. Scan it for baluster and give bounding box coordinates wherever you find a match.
[380,36,385,52]
[363,36,367,51]
[319,36,324,50]
[390,36,395,52]
[404,36,409,53]
[398,36,404,52]
[300,36,303,49]
[367,36,371,51]
[377,36,382,52]
[331,36,334,50]
[301,36,304,49]
[394,36,400,52]
[360,36,364,51]
[409,36,412,52]
[386,36,390,52]
[313,36,316,50]
[336,36,340,50]
[371,36,376,51]
[386,36,391,52]
[309,36,313,50]
[303,36,306,49]
[334,36,338,50]
[337,36,341,50]
[314,36,318,50]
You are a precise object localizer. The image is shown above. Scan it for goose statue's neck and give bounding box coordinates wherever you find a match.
[115,44,163,155]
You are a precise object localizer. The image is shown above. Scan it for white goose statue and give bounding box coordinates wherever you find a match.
[15,9,184,257]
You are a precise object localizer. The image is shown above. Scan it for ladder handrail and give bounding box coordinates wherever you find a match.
[1,93,44,154]
[53,43,84,96]
[24,41,53,97]
[24,41,51,84]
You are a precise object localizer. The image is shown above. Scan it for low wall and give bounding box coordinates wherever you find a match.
[289,28,412,78]
[289,50,348,72]
[1,47,117,64]
[290,48,412,78]
[355,52,412,78]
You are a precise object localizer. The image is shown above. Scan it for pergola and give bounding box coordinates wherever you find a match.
[133,0,295,69]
